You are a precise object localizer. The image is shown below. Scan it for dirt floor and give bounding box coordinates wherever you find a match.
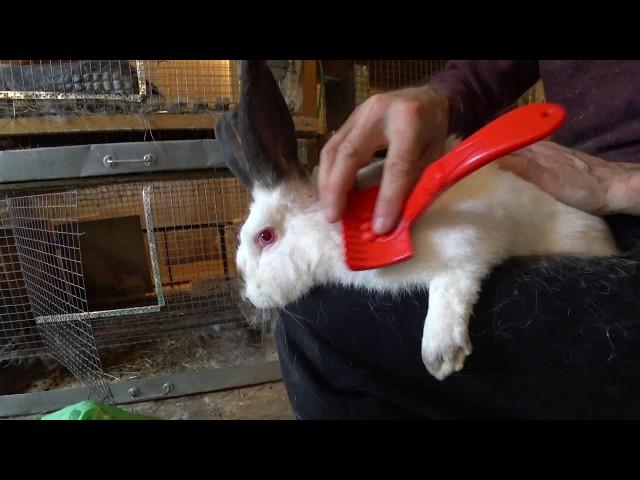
[124,381,295,420]
[2,328,296,420]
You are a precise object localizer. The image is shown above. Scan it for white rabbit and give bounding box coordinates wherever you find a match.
[217,61,619,380]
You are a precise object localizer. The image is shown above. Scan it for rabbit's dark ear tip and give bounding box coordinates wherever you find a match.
[215,59,305,189]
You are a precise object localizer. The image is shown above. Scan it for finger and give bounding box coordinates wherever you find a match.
[318,108,367,220]
[318,109,361,197]
[372,119,426,234]
[322,121,386,223]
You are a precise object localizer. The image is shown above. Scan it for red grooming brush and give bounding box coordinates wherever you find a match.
[342,103,567,271]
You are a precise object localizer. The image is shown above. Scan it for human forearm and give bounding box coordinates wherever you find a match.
[429,60,541,138]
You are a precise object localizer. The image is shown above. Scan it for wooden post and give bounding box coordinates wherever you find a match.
[301,60,318,118]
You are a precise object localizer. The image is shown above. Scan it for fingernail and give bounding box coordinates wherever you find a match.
[325,206,339,223]
[373,216,390,234]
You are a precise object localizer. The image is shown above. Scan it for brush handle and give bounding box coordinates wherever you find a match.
[403,103,566,224]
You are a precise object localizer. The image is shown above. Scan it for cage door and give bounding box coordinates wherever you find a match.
[6,186,165,324]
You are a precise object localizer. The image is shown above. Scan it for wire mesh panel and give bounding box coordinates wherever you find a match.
[0,176,252,358]
[84,177,253,348]
[354,60,448,103]
[0,60,147,116]
[0,174,275,406]
[323,60,546,132]
[6,192,114,402]
[0,200,44,359]
[141,60,240,113]
[322,60,449,132]
[0,60,240,117]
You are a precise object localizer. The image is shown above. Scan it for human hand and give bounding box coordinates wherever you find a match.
[498,140,640,216]
[318,86,450,234]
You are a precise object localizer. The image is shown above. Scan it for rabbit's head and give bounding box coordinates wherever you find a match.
[216,60,337,308]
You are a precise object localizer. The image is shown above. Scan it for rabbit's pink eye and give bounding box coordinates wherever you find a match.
[256,228,276,249]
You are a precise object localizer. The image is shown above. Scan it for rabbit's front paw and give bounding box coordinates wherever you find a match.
[421,325,472,381]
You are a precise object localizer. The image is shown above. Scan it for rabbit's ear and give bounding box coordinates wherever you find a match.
[215,60,306,190]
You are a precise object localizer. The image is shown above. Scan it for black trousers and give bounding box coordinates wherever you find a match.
[276,215,640,419]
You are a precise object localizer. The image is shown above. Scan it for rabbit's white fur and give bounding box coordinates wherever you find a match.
[236,137,619,380]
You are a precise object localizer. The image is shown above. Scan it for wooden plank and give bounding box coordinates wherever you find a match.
[0,113,318,136]
[149,178,250,229]
[0,113,214,135]
[145,233,226,286]
[148,222,243,283]
[302,60,318,118]
[0,170,235,197]
[161,227,223,267]
[162,259,227,284]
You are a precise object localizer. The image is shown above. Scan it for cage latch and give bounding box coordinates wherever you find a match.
[103,154,157,169]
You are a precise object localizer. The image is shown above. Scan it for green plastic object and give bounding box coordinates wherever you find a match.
[40,400,158,420]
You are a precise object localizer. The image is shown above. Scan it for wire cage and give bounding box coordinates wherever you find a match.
[3,177,251,343]
[0,61,228,116]
[0,60,314,141]
[0,173,272,406]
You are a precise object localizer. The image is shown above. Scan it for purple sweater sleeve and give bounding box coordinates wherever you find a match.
[428,60,540,138]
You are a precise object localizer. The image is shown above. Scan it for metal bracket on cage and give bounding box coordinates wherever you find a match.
[135,60,147,100]
[128,382,173,400]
